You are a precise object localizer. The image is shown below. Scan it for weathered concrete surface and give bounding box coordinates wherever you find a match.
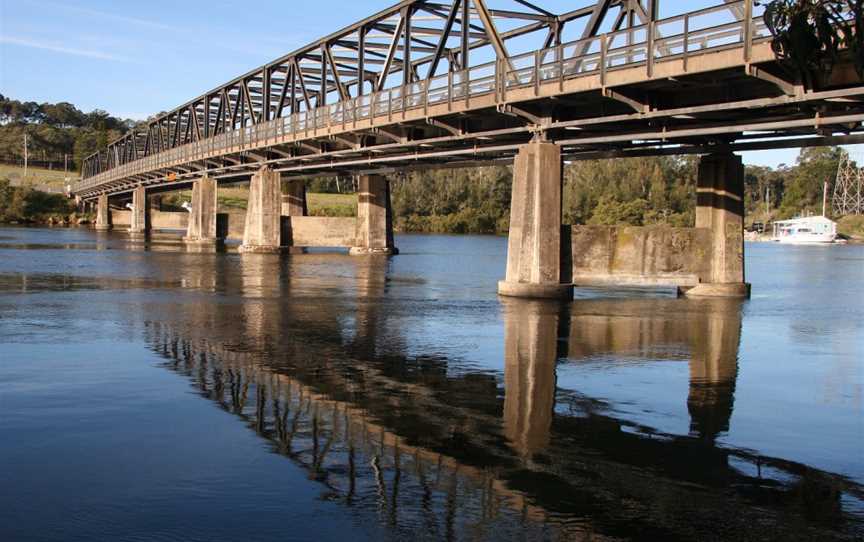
[185,177,224,244]
[240,168,284,254]
[110,209,131,227]
[351,174,397,255]
[110,210,188,231]
[95,194,111,231]
[499,142,573,300]
[281,179,308,253]
[287,217,357,248]
[686,153,750,298]
[569,225,712,287]
[151,211,189,230]
[129,186,150,237]
[281,180,307,216]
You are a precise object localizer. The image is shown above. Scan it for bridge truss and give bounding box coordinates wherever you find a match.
[76,0,864,199]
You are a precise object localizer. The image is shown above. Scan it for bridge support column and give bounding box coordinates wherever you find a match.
[281,179,307,254]
[129,186,150,238]
[498,141,573,300]
[184,176,224,245]
[95,194,111,231]
[350,174,397,256]
[682,153,751,298]
[240,167,285,254]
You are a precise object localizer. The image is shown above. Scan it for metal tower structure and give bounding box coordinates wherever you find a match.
[832,155,864,216]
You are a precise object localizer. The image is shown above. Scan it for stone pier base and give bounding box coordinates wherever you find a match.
[498,141,573,300]
[184,176,225,245]
[95,194,112,231]
[240,168,285,254]
[350,174,398,256]
[128,186,150,238]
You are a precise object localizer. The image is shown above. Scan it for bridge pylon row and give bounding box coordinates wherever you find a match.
[90,142,749,299]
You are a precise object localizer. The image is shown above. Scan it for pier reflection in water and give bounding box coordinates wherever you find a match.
[133,253,861,541]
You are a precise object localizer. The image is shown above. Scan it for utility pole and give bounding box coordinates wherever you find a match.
[765,186,770,218]
[23,133,28,181]
[823,181,829,217]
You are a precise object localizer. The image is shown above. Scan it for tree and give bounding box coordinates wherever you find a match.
[780,146,846,216]
[765,0,863,81]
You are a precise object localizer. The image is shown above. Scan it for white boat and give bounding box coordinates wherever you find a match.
[772,216,838,245]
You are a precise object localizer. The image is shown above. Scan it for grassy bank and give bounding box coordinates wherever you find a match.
[0,164,74,190]
[838,215,864,241]
[160,187,357,217]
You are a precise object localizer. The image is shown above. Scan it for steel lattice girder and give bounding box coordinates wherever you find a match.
[83,0,652,177]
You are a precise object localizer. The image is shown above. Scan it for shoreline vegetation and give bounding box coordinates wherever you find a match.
[1,95,862,241]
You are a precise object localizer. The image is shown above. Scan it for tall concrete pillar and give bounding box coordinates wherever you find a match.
[350,174,397,255]
[184,176,223,245]
[240,167,284,254]
[95,194,111,231]
[129,186,150,237]
[502,299,559,461]
[684,153,751,298]
[498,141,573,299]
[281,179,307,254]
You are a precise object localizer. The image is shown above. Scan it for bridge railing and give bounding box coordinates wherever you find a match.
[77,0,782,194]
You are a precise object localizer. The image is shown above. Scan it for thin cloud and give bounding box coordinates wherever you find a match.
[33,1,181,33]
[0,36,131,61]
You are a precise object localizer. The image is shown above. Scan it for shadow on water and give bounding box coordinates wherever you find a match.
[132,254,863,541]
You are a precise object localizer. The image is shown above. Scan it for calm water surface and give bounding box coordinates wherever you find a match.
[0,227,862,541]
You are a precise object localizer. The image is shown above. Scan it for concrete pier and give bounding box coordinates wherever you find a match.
[683,153,751,298]
[129,186,150,238]
[95,194,111,231]
[498,141,573,300]
[350,174,397,256]
[184,176,224,245]
[240,167,285,254]
[281,179,308,254]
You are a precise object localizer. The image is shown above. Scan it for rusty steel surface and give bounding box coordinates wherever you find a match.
[75,0,864,199]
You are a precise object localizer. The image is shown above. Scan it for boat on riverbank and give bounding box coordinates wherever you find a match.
[772,216,838,245]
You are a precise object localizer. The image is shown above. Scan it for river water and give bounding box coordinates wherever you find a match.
[0,226,862,541]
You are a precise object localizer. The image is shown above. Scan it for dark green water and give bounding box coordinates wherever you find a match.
[0,227,862,541]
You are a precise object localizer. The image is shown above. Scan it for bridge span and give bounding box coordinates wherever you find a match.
[73,0,864,299]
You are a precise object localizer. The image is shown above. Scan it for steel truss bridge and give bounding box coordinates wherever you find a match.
[74,0,864,199]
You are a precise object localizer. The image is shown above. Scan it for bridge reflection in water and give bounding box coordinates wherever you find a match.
[140,255,860,540]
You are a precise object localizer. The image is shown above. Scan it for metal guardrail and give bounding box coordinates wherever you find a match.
[76,1,773,194]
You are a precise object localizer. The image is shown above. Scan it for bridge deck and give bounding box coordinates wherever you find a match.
[75,1,864,200]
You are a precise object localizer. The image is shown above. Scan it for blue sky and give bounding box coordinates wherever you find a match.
[1,0,860,168]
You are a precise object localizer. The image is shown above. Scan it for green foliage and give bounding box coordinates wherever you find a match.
[765,0,863,79]
[564,155,697,227]
[0,94,130,169]
[0,179,76,223]
[390,166,512,233]
[779,146,845,217]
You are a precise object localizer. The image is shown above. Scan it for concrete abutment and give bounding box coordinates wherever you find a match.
[499,146,749,299]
